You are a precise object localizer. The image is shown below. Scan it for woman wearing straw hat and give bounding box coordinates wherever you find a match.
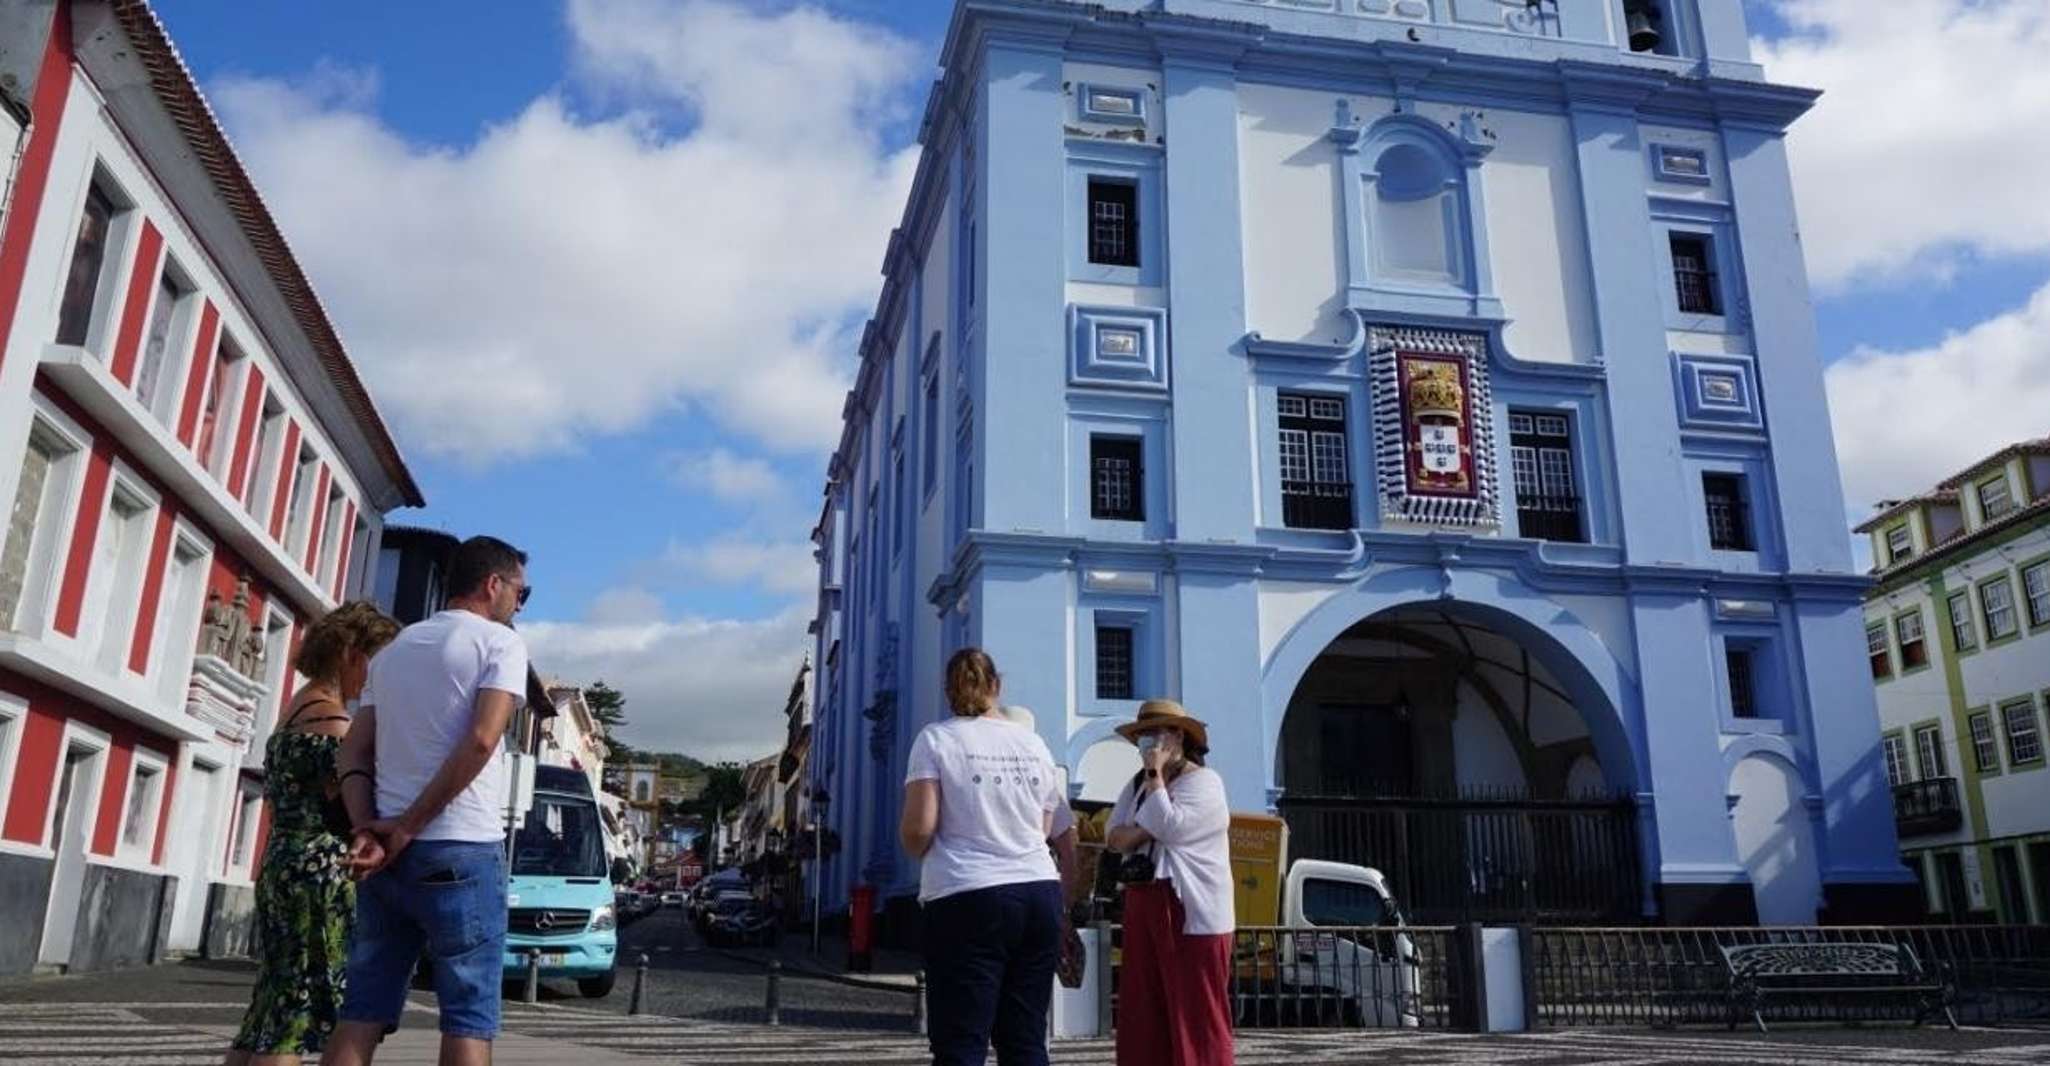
[900,649,1065,1065]
[1105,699,1234,1066]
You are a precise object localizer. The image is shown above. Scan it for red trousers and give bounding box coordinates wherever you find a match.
[1117,882,1233,1066]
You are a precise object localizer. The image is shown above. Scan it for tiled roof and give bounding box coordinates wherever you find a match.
[1866,490,2050,584]
[1853,489,1958,534]
[106,0,423,506]
[1935,436,2050,491]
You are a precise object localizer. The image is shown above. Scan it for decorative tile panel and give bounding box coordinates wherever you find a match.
[1675,353,1765,432]
[1076,83,1144,123]
[1069,305,1168,393]
[1369,326,1500,528]
[1651,143,1713,186]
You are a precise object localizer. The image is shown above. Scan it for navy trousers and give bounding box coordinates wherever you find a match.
[921,880,1062,1066]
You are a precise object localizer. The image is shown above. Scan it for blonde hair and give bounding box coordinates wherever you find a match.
[945,647,1001,717]
[294,601,402,683]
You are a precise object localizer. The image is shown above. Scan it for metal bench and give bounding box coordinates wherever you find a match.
[1720,942,1958,1034]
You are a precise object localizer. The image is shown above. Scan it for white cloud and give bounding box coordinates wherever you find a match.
[664,447,787,504]
[209,0,921,463]
[1826,280,2050,513]
[522,605,808,761]
[1758,0,2050,289]
[660,536,816,597]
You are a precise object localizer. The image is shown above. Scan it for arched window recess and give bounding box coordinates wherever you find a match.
[1329,100,1503,325]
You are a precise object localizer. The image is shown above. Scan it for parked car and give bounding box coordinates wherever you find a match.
[696,890,757,939]
[661,890,685,908]
[705,897,781,947]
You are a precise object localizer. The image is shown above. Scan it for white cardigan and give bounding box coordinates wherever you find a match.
[1107,765,1236,935]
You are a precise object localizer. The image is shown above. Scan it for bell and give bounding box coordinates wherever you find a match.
[1627,10,1661,52]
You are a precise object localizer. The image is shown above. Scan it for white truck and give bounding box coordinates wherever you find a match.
[1238,857,1420,1028]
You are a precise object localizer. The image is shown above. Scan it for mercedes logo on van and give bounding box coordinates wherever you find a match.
[534,911,554,931]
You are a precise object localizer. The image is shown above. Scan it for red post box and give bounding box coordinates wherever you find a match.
[848,883,876,973]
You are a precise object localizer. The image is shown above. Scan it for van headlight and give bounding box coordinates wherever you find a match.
[589,905,616,932]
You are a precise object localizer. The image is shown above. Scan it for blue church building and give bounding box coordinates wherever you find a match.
[807,0,1917,932]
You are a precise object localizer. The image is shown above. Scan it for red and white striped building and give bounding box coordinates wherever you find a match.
[0,0,421,975]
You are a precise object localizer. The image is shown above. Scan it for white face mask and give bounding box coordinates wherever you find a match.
[1136,734,1160,754]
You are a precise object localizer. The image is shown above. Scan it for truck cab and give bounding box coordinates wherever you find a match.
[504,765,621,997]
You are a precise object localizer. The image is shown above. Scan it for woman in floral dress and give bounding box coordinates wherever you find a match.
[226,602,400,1065]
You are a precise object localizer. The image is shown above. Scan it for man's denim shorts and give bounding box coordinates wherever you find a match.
[339,839,508,1039]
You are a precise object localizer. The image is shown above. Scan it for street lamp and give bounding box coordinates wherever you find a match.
[809,784,831,955]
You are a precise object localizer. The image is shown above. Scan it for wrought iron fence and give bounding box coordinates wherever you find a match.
[1104,924,1466,1031]
[1528,925,2050,1029]
[1279,792,1641,924]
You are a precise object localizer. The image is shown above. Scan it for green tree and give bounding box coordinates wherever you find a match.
[585,680,629,732]
[699,761,747,814]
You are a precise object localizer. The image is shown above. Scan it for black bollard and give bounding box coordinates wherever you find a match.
[912,970,927,1035]
[766,960,782,1026]
[629,953,648,1015]
[523,949,540,1005]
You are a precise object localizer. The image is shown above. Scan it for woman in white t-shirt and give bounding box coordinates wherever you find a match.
[1104,699,1234,1066]
[900,649,1063,1066]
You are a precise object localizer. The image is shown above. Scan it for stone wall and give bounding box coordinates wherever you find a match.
[0,852,53,976]
[203,881,257,960]
[68,863,171,973]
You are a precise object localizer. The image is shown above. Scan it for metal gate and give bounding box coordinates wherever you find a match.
[1279,790,1642,924]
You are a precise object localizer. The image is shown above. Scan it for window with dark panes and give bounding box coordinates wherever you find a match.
[1978,475,2015,521]
[1866,622,1891,679]
[1914,724,1947,780]
[1278,393,1352,531]
[1669,232,1720,315]
[1087,178,1139,268]
[2004,700,2043,765]
[1725,647,1757,718]
[56,185,117,347]
[2022,561,2050,628]
[1969,711,2000,773]
[1885,524,1914,564]
[1895,610,1928,670]
[1509,411,1584,543]
[1702,473,1753,551]
[1089,436,1143,521]
[1982,578,2019,641]
[1095,624,1134,700]
[1881,733,1909,787]
[1948,591,1978,652]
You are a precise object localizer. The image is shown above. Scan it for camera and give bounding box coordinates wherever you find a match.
[1116,851,1156,885]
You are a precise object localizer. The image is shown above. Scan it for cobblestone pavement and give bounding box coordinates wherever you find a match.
[3,913,2049,1065]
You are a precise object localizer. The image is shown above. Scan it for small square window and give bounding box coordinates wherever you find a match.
[1095,624,1135,700]
[1090,436,1143,522]
[1725,648,1757,719]
[1702,473,1752,551]
[1978,476,2015,521]
[1885,525,1914,565]
[1087,178,1140,268]
[1669,233,1721,316]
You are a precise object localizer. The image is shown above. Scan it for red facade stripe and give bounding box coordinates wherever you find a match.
[150,757,180,866]
[226,366,265,500]
[52,440,114,638]
[125,505,177,674]
[91,739,133,857]
[106,220,164,386]
[303,466,331,572]
[331,501,358,599]
[173,301,220,447]
[0,7,75,378]
[0,702,63,845]
[268,421,300,539]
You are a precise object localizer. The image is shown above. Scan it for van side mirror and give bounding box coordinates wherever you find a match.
[610,858,632,884]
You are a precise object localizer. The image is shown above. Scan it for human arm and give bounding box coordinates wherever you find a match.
[1051,825,1081,905]
[1131,767,1229,847]
[1104,779,1153,853]
[371,688,518,857]
[900,779,940,859]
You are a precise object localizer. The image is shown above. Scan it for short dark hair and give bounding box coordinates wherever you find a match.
[447,535,527,599]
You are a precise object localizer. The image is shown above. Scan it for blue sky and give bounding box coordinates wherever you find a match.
[153,1,2050,758]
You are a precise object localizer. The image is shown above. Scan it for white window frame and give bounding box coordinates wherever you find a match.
[53,166,138,361]
[2024,562,2050,630]
[1968,711,2001,774]
[1977,475,2015,522]
[1948,591,1978,652]
[0,691,27,850]
[1982,577,2019,641]
[135,256,197,427]
[115,747,170,864]
[199,340,250,483]
[243,397,286,518]
[78,460,161,675]
[147,519,214,705]
[1886,524,1914,564]
[2004,699,2043,766]
[284,447,319,558]
[38,719,111,852]
[247,606,296,758]
[1914,724,1947,780]
[1881,733,1909,787]
[317,484,347,587]
[224,778,264,882]
[3,399,94,638]
[1895,610,1927,670]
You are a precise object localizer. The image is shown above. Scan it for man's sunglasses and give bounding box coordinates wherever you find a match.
[516,584,533,607]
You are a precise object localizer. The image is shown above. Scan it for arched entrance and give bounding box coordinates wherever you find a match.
[1274,601,1642,923]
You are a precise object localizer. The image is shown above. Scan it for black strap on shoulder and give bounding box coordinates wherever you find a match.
[280,695,344,732]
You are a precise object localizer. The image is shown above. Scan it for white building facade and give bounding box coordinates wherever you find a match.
[0,1,420,974]
[1860,438,2050,924]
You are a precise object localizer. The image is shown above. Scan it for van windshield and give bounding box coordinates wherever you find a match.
[510,795,607,878]
[1300,877,1390,927]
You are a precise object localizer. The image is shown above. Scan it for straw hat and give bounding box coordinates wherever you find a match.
[1114,699,1210,751]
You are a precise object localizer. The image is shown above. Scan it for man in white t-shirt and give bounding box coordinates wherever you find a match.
[326,536,531,1066]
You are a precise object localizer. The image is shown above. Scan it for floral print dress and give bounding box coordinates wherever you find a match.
[230,718,354,1054]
